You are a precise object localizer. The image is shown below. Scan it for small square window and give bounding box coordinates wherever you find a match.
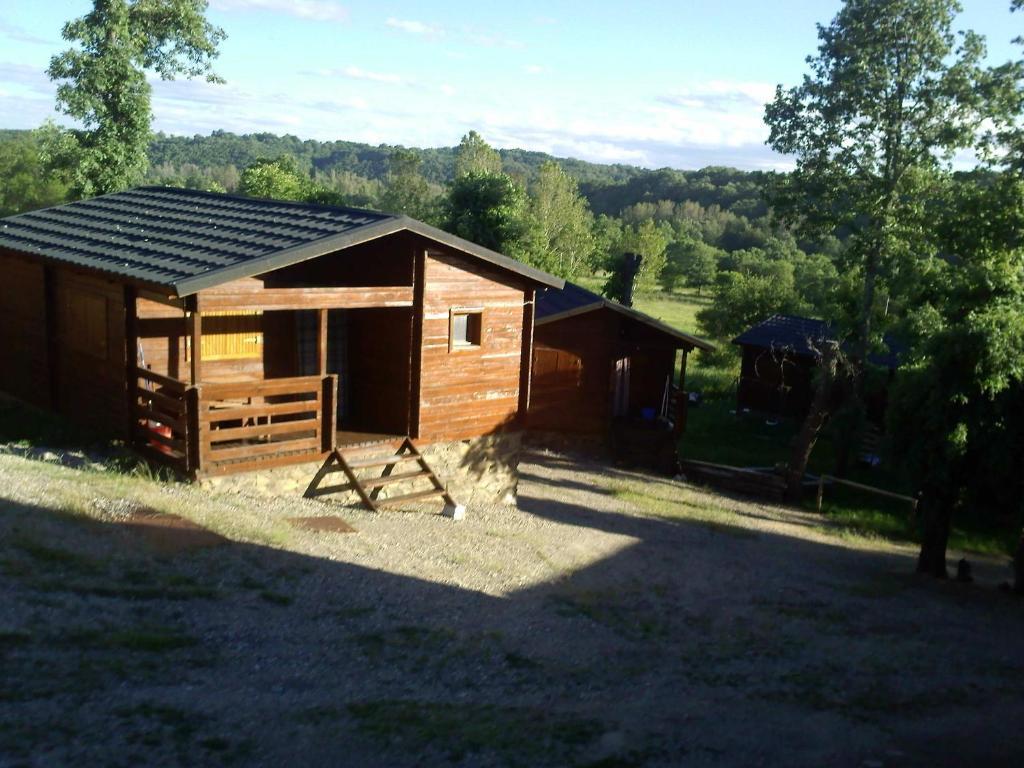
[449,308,483,351]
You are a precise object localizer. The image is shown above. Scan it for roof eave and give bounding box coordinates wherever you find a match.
[537,298,715,352]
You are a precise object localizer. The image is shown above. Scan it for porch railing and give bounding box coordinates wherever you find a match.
[131,368,337,478]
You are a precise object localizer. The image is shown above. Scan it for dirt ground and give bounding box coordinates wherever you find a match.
[1,449,1022,768]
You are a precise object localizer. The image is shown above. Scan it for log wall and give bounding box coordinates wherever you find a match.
[417,250,529,442]
[0,251,50,408]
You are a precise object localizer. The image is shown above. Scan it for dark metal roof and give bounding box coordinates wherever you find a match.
[732,314,833,356]
[732,314,903,369]
[535,281,715,352]
[0,186,563,295]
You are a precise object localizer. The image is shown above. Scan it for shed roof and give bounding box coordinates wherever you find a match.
[535,281,714,351]
[0,186,563,295]
[732,314,833,357]
[732,314,903,369]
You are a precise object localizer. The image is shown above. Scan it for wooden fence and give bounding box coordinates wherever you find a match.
[131,369,337,478]
[816,474,919,516]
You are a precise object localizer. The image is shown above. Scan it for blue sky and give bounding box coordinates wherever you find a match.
[1,1,1019,170]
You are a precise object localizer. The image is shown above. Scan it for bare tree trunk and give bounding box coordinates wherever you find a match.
[785,341,839,505]
[916,488,951,579]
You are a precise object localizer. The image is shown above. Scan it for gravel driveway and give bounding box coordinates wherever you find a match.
[1,449,1022,767]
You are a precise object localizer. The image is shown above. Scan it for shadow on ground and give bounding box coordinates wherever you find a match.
[2,455,1024,768]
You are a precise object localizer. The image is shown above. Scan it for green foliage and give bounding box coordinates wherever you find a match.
[43,0,225,198]
[378,149,442,224]
[764,0,997,355]
[527,160,596,278]
[444,171,543,264]
[606,219,672,294]
[0,131,69,216]
[697,271,808,340]
[238,156,309,201]
[661,236,720,293]
[888,175,1024,532]
[454,130,503,178]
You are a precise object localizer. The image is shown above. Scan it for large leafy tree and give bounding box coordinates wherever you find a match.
[453,130,503,178]
[44,0,225,197]
[889,174,1024,577]
[528,160,596,279]
[379,149,441,225]
[0,131,69,216]
[764,0,992,365]
[444,171,542,265]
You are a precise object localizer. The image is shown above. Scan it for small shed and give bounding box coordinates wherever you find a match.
[0,187,562,505]
[733,314,901,421]
[528,282,713,465]
[732,315,831,419]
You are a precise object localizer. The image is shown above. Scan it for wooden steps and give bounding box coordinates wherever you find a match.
[303,437,458,513]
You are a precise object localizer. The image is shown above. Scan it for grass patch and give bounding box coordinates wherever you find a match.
[348,699,603,766]
[67,626,199,653]
[259,590,293,606]
[607,483,758,540]
[0,630,32,650]
[550,587,670,641]
[356,625,455,659]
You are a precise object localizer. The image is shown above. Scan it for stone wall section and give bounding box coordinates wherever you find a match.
[200,431,522,510]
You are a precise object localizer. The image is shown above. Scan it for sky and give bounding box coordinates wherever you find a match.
[0,1,1020,171]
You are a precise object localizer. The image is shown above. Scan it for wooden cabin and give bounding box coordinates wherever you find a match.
[528,282,713,468]
[733,315,830,420]
[733,314,901,422]
[0,187,562,503]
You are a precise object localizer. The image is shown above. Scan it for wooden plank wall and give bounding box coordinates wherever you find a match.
[52,268,129,434]
[417,250,528,441]
[529,309,682,435]
[529,311,616,434]
[0,251,50,407]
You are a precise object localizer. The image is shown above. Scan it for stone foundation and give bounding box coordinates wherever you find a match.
[199,431,522,509]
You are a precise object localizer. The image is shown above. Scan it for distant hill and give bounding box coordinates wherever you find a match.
[1,128,770,218]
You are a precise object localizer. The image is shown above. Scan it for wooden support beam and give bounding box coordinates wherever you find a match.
[201,285,414,312]
[137,288,186,309]
[518,288,535,423]
[409,250,425,439]
[124,285,139,440]
[189,298,202,385]
[317,308,328,377]
[679,348,689,388]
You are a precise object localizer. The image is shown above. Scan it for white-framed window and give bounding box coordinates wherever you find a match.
[449,307,483,351]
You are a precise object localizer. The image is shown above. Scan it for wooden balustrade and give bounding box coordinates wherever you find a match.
[198,374,337,477]
[131,369,339,478]
[132,367,192,474]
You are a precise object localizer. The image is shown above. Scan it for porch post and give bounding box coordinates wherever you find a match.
[124,285,138,440]
[189,296,202,385]
[317,308,328,377]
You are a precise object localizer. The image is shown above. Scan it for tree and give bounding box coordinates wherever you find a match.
[379,149,441,224]
[454,131,503,178]
[605,219,671,296]
[238,157,309,201]
[444,171,542,265]
[44,0,224,197]
[0,131,69,216]
[889,174,1024,577]
[696,271,807,340]
[765,0,993,366]
[528,160,596,279]
[764,0,1002,499]
[661,236,719,294]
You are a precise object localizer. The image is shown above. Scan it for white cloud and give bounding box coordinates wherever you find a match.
[524,65,544,76]
[385,18,444,37]
[211,0,349,23]
[659,80,777,113]
[0,20,54,46]
[440,84,457,96]
[305,66,406,85]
